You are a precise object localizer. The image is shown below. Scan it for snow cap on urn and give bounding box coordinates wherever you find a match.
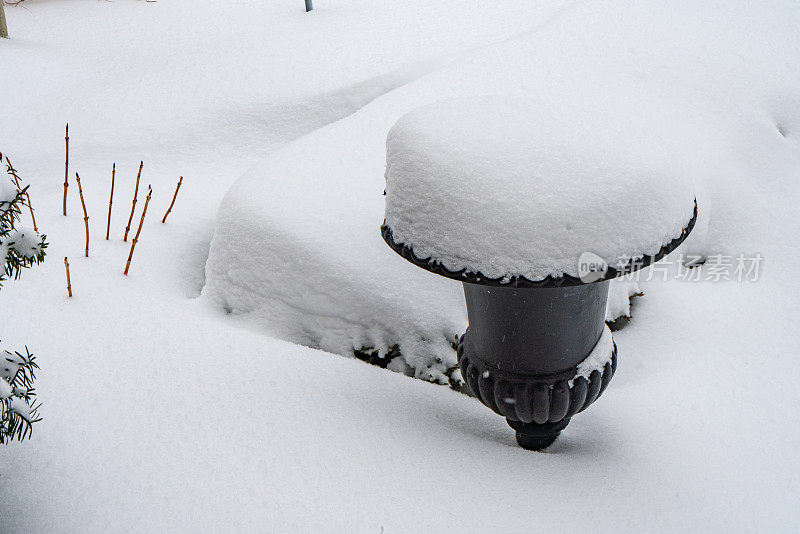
[382,97,696,286]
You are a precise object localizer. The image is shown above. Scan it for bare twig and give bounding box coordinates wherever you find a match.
[5,155,37,232]
[5,153,11,231]
[64,257,72,297]
[124,185,151,276]
[0,151,10,230]
[106,163,115,240]
[63,124,69,216]
[123,161,143,242]
[161,176,182,223]
[75,172,89,257]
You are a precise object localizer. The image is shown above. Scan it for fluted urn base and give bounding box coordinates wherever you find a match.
[458,281,616,450]
[458,331,617,450]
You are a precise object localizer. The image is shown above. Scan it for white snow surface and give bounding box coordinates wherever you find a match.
[7,397,31,422]
[0,177,17,204]
[384,98,696,281]
[1,0,799,532]
[605,277,641,322]
[0,244,7,278]
[0,377,11,399]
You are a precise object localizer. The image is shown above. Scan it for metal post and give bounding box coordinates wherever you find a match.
[0,1,9,39]
[305,0,313,12]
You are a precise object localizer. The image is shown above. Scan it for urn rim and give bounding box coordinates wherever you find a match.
[381,200,697,288]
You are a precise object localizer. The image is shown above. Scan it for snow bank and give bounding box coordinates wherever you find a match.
[205,125,467,382]
[384,98,695,282]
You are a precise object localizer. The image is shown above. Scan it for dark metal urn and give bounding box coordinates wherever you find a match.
[460,281,613,450]
[381,201,696,450]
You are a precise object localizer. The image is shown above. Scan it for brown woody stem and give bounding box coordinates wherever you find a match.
[5,155,37,232]
[124,185,152,276]
[123,161,143,242]
[64,257,72,298]
[162,176,183,223]
[75,172,90,257]
[63,124,69,216]
[106,163,115,240]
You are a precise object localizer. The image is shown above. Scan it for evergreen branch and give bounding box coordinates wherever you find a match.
[1,346,41,444]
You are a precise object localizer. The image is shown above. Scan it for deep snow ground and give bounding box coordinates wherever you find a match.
[1,1,800,532]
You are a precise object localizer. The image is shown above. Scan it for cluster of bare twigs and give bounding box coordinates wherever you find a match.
[61,124,184,295]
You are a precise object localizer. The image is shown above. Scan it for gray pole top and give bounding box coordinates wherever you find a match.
[0,2,8,39]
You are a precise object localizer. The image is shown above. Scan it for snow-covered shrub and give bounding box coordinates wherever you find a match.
[0,159,46,443]
[1,346,41,443]
[0,174,46,285]
[354,336,469,394]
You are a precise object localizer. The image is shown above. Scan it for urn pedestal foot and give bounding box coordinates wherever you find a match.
[508,419,571,451]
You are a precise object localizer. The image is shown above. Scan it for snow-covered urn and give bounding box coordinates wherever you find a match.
[381,99,697,450]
